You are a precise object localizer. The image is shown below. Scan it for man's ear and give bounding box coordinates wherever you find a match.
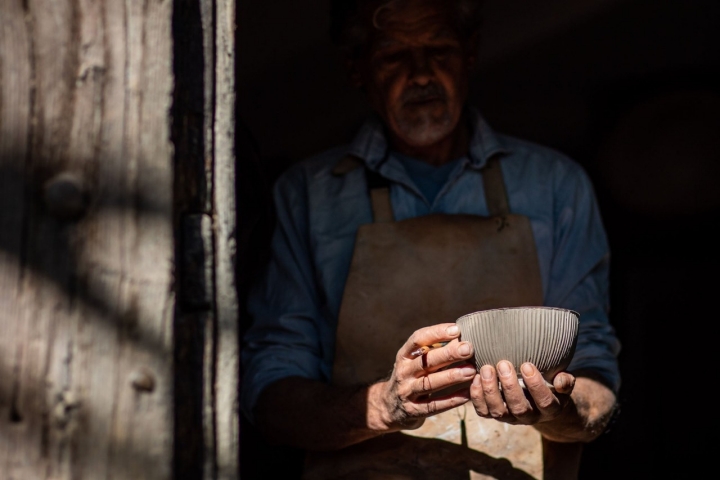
[343,53,366,89]
[464,30,481,71]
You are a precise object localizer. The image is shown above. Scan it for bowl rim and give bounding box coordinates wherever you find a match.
[456,306,580,321]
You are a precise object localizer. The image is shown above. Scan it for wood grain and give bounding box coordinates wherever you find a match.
[0,1,174,478]
[212,1,240,479]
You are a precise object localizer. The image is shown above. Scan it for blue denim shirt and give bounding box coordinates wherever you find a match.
[240,108,622,423]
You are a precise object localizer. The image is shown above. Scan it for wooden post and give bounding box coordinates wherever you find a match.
[0,0,239,478]
[212,1,239,478]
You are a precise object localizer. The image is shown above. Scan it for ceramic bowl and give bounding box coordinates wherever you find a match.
[455,306,579,386]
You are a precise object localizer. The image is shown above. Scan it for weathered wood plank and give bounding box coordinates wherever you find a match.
[1,1,68,478]
[0,12,32,479]
[0,0,175,479]
[212,1,239,479]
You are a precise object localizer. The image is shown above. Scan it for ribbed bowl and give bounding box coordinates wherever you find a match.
[456,306,579,384]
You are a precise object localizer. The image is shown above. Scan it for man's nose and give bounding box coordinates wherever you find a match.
[408,50,433,85]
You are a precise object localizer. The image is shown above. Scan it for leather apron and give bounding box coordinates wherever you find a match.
[303,156,582,480]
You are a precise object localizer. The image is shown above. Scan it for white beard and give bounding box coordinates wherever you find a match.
[396,108,454,146]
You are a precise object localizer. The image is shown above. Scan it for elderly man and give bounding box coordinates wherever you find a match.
[240,0,621,478]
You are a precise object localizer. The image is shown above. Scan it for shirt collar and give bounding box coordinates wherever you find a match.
[345,113,389,170]
[344,106,510,172]
[466,107,510,169]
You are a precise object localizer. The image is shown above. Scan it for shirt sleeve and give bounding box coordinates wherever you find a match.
[240,164,328,424]
[544,162,622,394]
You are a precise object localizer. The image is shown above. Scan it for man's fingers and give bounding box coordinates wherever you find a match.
[497,361,524,398]
[520,363,565,417]
[470,362,573,426]
[415,339,473,373]
[411,363,476,396]
[404,324,461,359]
[551,372,575,394]
[477,365,508,419]
[407,388,472,418]
[469,374,489,416]
[519,363,556,408]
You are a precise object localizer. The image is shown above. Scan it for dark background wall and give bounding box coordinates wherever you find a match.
[235,0,720,477]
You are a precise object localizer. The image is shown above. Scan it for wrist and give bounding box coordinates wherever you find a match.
[365,381,398,432]
[535,377,617,443]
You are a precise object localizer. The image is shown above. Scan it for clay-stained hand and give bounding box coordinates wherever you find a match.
[373,324,477,431]
[469,360,575,426]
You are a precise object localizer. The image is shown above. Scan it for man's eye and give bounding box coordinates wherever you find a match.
[429,47,454,58]
[381,52,406,64]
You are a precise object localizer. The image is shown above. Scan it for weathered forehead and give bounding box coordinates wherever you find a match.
[370,1,461,46]
[372,0,454,24]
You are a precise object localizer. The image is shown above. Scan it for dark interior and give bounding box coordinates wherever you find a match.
[235,0,720,477]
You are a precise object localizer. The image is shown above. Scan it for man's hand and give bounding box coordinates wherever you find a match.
[254,323,478,451]
[469,361,617,443]
[470,360,574,426]
[368,323,478,432]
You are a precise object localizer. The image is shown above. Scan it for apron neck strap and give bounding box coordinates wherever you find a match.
[360,155,510,223]
[482,156,510,216]
[365,167,394,223]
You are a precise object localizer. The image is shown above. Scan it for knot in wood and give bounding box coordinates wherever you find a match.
[130,368,156,393]
[43,172,88,221]
[53,391,81,429]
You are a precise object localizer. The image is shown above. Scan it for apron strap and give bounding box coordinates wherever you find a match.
[335,153,510,222]
[331,154,395,224]
[365,167,394,223]
[482,156,510,216]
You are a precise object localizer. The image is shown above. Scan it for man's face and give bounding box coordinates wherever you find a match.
[353,1,475,148]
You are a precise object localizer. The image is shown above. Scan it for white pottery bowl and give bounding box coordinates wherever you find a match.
[456,306,579,385]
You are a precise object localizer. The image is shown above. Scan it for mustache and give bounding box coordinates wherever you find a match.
[401,84,447,104]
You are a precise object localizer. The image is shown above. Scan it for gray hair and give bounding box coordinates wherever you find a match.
[330,0,485,57]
